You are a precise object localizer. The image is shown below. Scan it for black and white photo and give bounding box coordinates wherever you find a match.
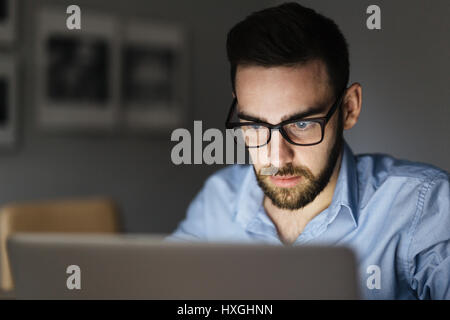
[0,54,16,147]
[0,0,15,44]
[35,7,120,130]
[122,20,187,131]
[46,35,109,105]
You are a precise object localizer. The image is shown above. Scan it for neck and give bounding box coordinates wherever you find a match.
[264,150,343,245]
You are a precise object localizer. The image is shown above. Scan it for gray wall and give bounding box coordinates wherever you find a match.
[0,0,448,235]
[295,0,450,171]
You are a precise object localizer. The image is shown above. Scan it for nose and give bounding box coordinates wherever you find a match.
[268,130,294,168]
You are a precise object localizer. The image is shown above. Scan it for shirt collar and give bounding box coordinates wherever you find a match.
[327,140,359,227]
[233,139,359,230]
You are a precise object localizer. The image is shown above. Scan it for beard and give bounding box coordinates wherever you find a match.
[254,113,344,211]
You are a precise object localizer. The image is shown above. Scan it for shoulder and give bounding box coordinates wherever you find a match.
[190,165,254,219]
[353,152,449,218]
[169,165,253,241]
[355,152,449,189]
[202,164,253,195]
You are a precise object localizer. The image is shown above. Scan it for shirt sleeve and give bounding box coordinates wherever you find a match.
[165,187,207,242]
[407,171,450,300]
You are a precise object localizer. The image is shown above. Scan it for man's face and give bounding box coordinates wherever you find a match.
[234,60,343,210]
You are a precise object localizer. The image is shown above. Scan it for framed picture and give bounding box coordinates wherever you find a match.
[0,0,16,44]
[35,7,120,131]
[121,20,188,131]
[0,54,16,147]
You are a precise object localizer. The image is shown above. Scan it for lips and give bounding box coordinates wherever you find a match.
[269,175,302,188]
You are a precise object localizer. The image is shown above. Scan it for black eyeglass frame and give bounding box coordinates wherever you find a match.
[225,89,346,148]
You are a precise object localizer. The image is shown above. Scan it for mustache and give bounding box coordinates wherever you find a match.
[258,163,312,178]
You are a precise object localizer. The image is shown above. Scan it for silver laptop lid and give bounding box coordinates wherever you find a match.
[8,233,359,299]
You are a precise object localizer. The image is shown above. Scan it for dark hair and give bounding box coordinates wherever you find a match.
[226,2,349,97]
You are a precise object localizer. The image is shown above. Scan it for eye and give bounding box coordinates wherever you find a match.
[248,124,263,130]
[294,121,310,129]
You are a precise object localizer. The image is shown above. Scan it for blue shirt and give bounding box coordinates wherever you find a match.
[168,141,450,299]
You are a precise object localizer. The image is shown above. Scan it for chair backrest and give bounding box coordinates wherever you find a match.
[0,197,120,291]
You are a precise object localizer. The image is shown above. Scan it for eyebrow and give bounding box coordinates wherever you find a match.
[237,103,329,124]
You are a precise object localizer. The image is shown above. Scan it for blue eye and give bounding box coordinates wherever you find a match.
[295,121,309,129]
[249,124,263,129]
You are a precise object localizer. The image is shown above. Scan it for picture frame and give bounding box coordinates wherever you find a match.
[0,54,16,147]
[0,0,16,45]
[35,7,120,131]
[121,20,188,131]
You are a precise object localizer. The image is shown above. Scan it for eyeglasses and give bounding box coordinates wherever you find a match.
[225,90,346,148]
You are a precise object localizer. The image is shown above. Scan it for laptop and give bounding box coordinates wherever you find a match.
[7,233,359,299]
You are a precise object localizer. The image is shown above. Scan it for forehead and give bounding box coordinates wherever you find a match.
[234,61,332,123]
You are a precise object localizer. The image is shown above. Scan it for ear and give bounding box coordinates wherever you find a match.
[341,83,362,130]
